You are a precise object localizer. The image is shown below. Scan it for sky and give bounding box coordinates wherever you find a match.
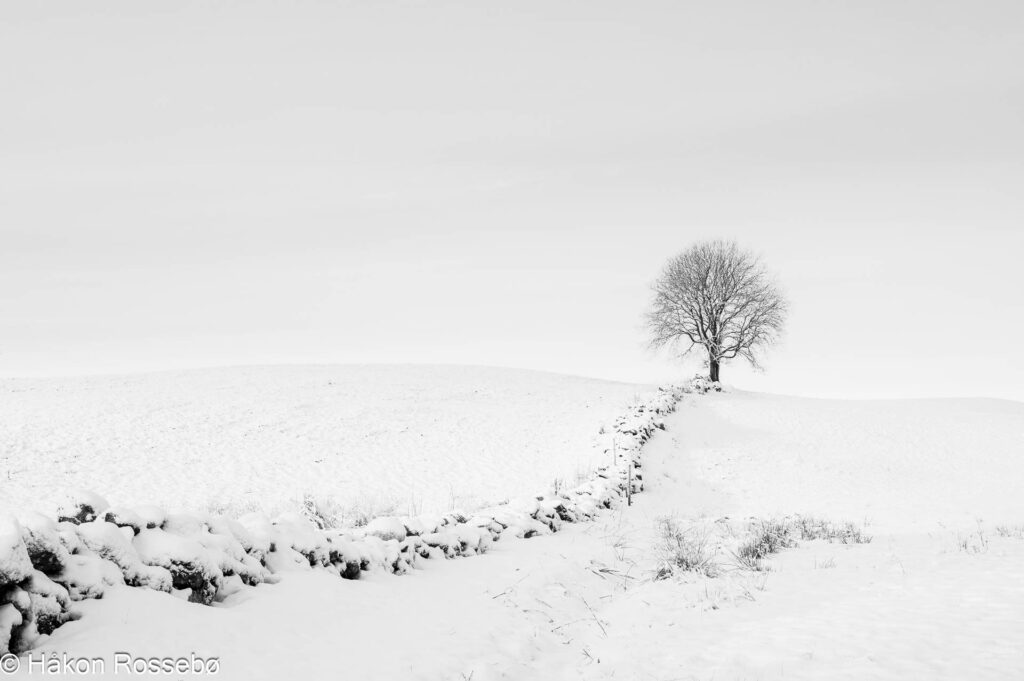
[2,0,1023,400]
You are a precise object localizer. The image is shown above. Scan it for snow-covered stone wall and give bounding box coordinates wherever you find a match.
[0,386,684,655]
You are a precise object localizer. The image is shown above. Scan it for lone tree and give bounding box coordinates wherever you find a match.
[647,240,787,382]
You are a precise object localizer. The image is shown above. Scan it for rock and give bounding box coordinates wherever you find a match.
[23,571,73,636]
[195,524,268,586]
[2,572,75,652]
[236,513,276,557]
[133,529,220,605]
[419,531,463,558]
[0,602,23,655]
[324,534,365,579]
[400,517,429,537]
[55,553,125,601]
[133,505,167,530]
[0,515,33,586]
[272,513,329,567]
[688,375,722,394]
[163,513,206,537]
[17,513,69,577]
[103,507,145,535]
[55,489,110,525]
[76,520,172,592]
[263,547,310,573]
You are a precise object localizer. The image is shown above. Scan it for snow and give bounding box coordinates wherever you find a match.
[580,535,1024,680]
[565,390,1024,680]
[0,372,671,661]
[364,516,410,541]
[0,365,648,518]
[4,378,1023,679]
[667,391,1024,531]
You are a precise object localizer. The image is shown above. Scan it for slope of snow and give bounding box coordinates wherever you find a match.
[0,365,648,518]
[571,390,1024,680]
[662,391,1024,531]
[8,387,1024,680]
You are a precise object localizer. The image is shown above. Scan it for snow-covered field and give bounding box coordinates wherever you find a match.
[572,391,1024,680]
[663,391,1024,531]
[5,379,1024,680]
[0,365,648,518]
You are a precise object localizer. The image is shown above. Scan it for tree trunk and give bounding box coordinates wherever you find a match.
[709,359,720,383]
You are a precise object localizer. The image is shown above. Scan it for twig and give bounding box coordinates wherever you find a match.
[490,572,530,599]
[551,618,587,632]
[580,596,607,637]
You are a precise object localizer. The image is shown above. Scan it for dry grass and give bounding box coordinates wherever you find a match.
[655,515,870,580]
[730,519,796,571]
[954,521,990,554]
[204,497,264,518]
[654,518,720,579]
[995,524,1024,539]
[790,516,873,544]
[301,493,399,529]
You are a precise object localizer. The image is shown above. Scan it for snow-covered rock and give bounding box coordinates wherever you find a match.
[133,529,220,604]
[54,489,110,525]
[76,520,172,592]
[2,571,75,652]
[102,507,146,535]
[323,533,369,579]
[56,553,124,601]
[273,513,331,567]
[133,505,167,530]
[17,513,70,577]
[0,515,33,586]
[0,603,22,655]
[687,375,722,394]
[235,512,276,559]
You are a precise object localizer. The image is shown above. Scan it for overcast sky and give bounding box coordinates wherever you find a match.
[2,0,1023,400]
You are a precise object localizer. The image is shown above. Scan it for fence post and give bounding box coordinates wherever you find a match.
[627,460,633,506]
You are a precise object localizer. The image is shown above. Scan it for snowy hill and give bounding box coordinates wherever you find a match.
[565,389,1024,680]
[0,365,649,518]
[658,390,1024,531]
[5,382,1023,680]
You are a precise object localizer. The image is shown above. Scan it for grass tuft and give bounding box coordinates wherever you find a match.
[995,524,1024,539]
[791,516,872,544]
[654,518,720,579]
[729,519,795,571]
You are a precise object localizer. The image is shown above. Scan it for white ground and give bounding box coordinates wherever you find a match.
[0,365,648,518]
[9,381,1024,680]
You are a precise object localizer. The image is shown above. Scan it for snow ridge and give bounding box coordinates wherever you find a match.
[0,386,684,655]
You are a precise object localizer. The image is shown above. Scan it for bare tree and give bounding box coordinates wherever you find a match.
[647,240,787,382]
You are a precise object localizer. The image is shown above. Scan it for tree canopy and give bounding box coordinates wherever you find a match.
[647,240,787,381]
